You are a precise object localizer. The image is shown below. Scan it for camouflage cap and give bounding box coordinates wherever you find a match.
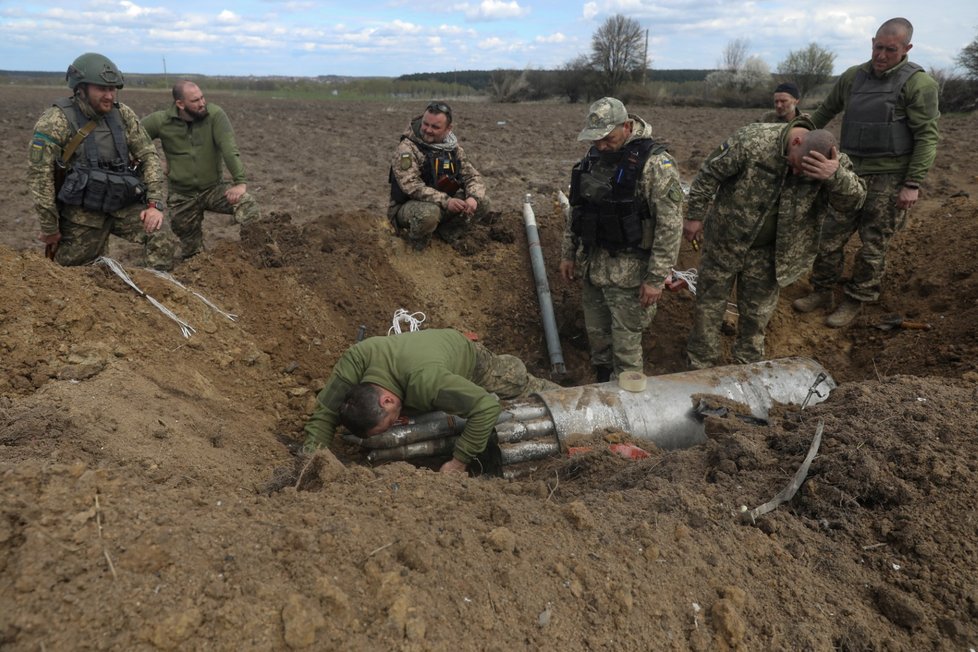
[577,97,628,141]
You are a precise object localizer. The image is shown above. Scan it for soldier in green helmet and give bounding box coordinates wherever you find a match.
[27,52,174,268]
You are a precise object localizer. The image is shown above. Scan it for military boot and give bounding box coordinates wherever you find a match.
[825,297,863,328]
[792,290,832,314]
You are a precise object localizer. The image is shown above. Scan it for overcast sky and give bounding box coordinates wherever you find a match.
[1,1,974,78]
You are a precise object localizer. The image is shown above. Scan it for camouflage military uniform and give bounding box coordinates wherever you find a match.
[685,118,867,368]
[808,58,940,303]
[388,118,489,248]
[142,103,260,260]
[27,96,174,268]
[303,329,558,463]
[561,115,685,375]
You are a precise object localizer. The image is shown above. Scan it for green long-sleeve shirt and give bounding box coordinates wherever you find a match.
[141,103,248,195]
[810,58,939,183]
[303,330,501,464]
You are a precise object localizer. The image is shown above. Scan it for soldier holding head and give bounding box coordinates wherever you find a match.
[27,52,173,268]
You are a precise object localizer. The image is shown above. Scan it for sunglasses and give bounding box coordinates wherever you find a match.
[426,102,452,121]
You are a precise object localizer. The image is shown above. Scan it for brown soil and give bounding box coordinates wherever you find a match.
[2,87,978,650]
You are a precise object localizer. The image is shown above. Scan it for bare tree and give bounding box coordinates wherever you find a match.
[777,43,836,97]
[558,55,596,103]
[720,38,750,72]
[488,69,530,103]
[590,14,646,96]
[956,32,978,79]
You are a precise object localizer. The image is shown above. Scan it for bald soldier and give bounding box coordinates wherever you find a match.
[793,17,940,327]
[683,119,866,368]
[142,80,261,262]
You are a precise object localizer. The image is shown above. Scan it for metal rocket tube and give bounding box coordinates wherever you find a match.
[535,357,835,451]
[523,194,565,375]
[354,357,835,469]
[494,416,557,444]
[359,413,466,449]
[366,437,458,463]
[498,440,562,466]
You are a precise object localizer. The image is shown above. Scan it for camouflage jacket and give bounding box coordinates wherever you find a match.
[560,115,685,289]
[387,118,487,216]
[687,118,867,287]
[27,96,165,235]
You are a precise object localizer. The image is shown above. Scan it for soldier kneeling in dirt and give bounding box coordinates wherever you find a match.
[388,102,492,251]
[28,52,174,268]
[302,329,557,474]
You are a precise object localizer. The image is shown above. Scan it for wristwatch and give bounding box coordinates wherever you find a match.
[148,200,165,211]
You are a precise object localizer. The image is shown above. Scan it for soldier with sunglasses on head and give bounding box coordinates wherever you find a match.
[388,101,491,250]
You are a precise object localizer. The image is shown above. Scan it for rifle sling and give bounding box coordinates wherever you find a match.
[61,120,98,165]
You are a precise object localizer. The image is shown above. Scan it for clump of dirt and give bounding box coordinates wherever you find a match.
[2,87,978,650]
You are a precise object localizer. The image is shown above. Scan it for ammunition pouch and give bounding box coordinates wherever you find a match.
[58,165,146,213]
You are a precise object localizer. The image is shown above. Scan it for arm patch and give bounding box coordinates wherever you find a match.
[667,181,684,203]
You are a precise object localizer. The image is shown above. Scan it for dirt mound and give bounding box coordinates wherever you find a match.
[2,88,978,650]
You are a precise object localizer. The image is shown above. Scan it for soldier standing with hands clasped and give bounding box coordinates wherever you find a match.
[559,97,684,382]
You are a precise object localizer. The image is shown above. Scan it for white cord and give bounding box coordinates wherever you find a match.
[669,268,699,294]
[95,257,196,338]
[388,308,426,335]
[146,269,238,322]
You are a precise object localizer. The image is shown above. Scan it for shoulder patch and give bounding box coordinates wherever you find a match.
[659,156,675,169]
[399,153,413,171]
[708,141,731,163]
[667,180,684,203]
[32,131,58,146]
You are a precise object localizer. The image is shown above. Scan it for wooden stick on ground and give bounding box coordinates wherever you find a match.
[94,493,118,580]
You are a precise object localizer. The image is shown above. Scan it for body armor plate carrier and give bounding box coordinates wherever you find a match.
[54,98,146,213]
[569,138,666,254]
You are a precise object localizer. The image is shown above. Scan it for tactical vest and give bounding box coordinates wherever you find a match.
[389,138,464,203]
[54,97,146,213]
[569,138,666,254]
[840,62,922,158]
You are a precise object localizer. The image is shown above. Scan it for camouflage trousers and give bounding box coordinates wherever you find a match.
[581,277,655,375]
[55,203,176,270]
[472,342,560,398]
[686,244,779,369]
[169,184,261,260]
[391,196,492,247]
[810,173,907,302]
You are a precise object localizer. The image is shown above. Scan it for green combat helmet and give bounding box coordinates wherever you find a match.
[66,52,125,90]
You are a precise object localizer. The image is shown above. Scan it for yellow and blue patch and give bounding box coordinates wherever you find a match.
[30,132,56,163]
[659,156,675,169]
